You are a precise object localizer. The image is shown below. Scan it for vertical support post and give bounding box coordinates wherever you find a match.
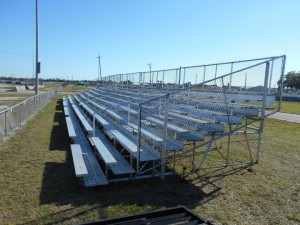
[19,105,22,125]
[268,60,274,94]
[34,96,36,112]
[28,100,30,117]
[161,94,169,180]
[4,111,7,137]
[136,106,142,174]
[229,63,233,91]
[121,74,123,89]
[178,67,181,86]
[257,61,270,163]
[162,71,165,89]
[278,56,286,111]
[132,74,134,86]
[175,69,178,89]
[202,66,206,90]
[152,71,154,88]
[127,74,129,88]
[127,102,131,124]
[183,68,186,88]
[139,72,141,88]
[192,142,196,170]
[214,64,218,86]
[93,113,95,137]
[156,71,158,85]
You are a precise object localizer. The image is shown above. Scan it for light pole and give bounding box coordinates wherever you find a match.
[96,53,102,86]
[35,0,40,95]
[148,63,152,84]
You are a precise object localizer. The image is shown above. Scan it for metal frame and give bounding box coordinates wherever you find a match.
[69,56,286,185]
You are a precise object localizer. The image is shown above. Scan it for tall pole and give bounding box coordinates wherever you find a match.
[35,0,39,95]
[96,53,102,86]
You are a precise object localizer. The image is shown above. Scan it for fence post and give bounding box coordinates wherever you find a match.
[278,56,286,111]
[34,96,37,112]
[229,63,233,91]
[257,61,270,163]
[183,68,186,88]
[19,105,22,125]
[202,66,206,90]
[28,100,30,117]
[214,64,218,86]
[136,106,142,174]
[5,111,7,137]
[161,94,169,180]
[162,71,165,89]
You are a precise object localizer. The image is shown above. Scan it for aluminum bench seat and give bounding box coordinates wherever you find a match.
[128,123,163,142]
[70,144,88,177]
[74,95,82,103]
[72,104,93,135]
[66,116,76,140]
[74,101,135,175]
[91,137,117,165]
[145,116,204,141]
[170,104,243,125]
[63,100,68,107]
[119,105,138,115]
[91,136,135,175]
[109,129,160,161]
[167,112,224,133]
[145,116,189,133]
[128,122,184,151]
[64,106,69,116]
[68,106,108,186]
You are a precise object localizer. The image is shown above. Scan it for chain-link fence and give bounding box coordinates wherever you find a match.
[0,87,62,140]
[97,56,286,177]
[103,56,285,110]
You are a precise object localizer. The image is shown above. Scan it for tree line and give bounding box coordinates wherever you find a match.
[284,71,300,90]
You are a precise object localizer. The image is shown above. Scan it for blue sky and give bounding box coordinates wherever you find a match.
[0,0,299,81]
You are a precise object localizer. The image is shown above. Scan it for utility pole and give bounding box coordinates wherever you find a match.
[96,53,102,86]
[32,49,34,84]
[35,0,40,95]
[195,74,197,85]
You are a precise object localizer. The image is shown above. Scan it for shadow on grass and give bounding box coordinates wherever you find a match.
[37,163,220,224]
[36,158,250,224]
[49,99,69,151]
[32,98,246,225]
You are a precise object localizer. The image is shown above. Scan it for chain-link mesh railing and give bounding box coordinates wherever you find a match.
[97,56,285,176]
[103,56,285,111]
[0,87,62,140]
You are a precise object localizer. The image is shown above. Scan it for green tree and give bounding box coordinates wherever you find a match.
[284,71,300,90]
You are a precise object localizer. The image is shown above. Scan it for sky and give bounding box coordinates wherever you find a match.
[0,0,299,81]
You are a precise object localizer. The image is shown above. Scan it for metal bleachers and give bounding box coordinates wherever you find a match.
[64,97,108,187]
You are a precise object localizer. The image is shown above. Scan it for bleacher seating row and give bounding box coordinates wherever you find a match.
[64,85,264,186]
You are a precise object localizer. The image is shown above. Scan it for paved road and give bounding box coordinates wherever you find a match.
[268,112,300,123]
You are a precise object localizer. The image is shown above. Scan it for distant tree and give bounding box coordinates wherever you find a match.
[284,71,300,90]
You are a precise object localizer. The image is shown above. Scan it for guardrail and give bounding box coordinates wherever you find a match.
[0,87,62,139]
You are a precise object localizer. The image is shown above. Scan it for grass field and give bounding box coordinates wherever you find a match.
[277,101,300,114]
[0,95,299,225]
[62,85,91,92]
